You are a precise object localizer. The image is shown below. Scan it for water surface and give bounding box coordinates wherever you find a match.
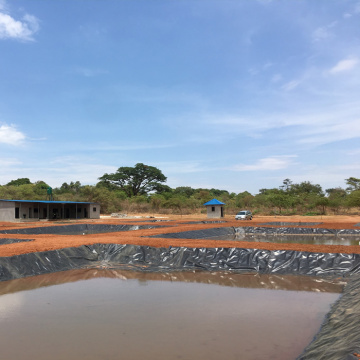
[0,269,343,360]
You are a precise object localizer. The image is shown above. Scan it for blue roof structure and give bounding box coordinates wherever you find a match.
[0,199,97,204]
[203,198,225,206]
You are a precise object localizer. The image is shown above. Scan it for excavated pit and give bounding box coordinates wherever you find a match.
[1,223,360,359]
[149,226,360,246]
[0,268,345,360]
[0,223,169,235]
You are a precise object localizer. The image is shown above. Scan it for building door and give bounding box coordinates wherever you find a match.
[15,207,19,219]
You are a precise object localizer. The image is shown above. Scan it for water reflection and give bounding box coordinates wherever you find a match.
[0,269,343,360]
[210,233,360,245]
[0,268,346,295]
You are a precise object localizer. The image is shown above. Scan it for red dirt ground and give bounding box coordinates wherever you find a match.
[0,214,359,257]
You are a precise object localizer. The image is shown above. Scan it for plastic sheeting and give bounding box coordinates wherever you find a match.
[238,226,360,235]
[150,226,235,239]
[259,222,323,226]
[183,220,227,224]
[0,223,167,235]
[151,226,360,238]
[0,238,33,245]
[1,243,360,282]
[298,274,360,360]
[0,243,360,359]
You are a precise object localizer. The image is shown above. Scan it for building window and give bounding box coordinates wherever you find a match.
[212,206,215,212]
[93,207,97,212]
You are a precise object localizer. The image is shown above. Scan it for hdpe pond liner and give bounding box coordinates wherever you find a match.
[259,222,323,226]
[150,226,360,239]
[0,223,169,235]
[1,242,360,359]
[0,238,33,245]
[299,274,360,360]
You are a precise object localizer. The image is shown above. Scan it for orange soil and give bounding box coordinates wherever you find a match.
[0,214,359,258]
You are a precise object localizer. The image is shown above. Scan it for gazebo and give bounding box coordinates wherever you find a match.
[203,198,225,218]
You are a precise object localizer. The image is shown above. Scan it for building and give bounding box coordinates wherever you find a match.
[0,199,100,222]
[203,198,225,218]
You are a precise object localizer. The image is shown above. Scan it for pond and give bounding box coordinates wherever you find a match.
[0,268,344,360]
[0,223,169,235]
[209,233,360,245]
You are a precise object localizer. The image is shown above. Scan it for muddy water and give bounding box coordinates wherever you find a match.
[0,269,343,360]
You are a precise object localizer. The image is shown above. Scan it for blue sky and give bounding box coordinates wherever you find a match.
[1,0,359,195]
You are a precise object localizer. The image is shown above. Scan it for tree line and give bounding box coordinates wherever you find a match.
[1,163,360,216]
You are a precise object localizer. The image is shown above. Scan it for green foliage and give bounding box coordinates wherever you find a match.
[266,192,291,214]
[99,163,167,197]
[1,172,360,216]
[6,178,31,186]
[346,190,360,208]
[55,181,81,194]
[314,195,329,215]
[174,186,196,197]
[345,177,360,193]
[288,181,323,196]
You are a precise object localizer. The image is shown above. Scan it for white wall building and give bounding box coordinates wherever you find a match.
[203,198,225,218]
[0,199,100,222]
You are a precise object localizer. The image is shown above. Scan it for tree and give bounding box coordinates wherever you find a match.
[98,163,167,197]
[174,186,195,197]
[314,196,329,215]
[6,178,31,186]
[279,178,293,192]
[345,177,360,193]
[289,181,323,196]
[267,192,290,214]
[326,187,347,214]
[346,190,360,209]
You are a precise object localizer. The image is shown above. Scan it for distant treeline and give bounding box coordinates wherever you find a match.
[1,174,360,216]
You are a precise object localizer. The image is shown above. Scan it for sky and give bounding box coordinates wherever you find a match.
[0,0,360,195]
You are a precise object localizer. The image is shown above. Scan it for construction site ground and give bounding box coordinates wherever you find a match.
[0,214,360,258]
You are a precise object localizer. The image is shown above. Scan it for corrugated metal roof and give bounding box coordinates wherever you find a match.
[203,198,225,206]
[0,199,98,204]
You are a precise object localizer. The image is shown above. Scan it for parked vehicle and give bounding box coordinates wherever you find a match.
[235,210,253,220]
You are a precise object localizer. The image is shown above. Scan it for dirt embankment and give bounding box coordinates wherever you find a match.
[0,214,359,257]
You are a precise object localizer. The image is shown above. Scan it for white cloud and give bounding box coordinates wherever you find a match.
[232,156,296,171]
[271,74,282,83]
[0,124,26,145]
[282,80,300,91]
[0,6,39,41]
[312,21,337,42]
[346,148,360,156]
[312,27,330,42]
[329,57,359,74]
[298,117,360,145]
[0,158,21,166]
